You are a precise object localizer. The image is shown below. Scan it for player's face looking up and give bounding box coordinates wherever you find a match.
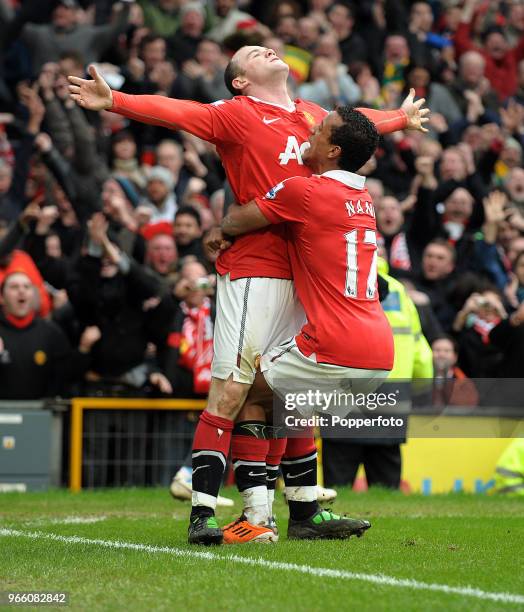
[230,46,289,92]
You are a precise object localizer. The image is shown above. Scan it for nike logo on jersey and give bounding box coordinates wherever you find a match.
[248,471,267,477]
[285,469,314,479]
[192,465,210,475]
[263,116,280,125]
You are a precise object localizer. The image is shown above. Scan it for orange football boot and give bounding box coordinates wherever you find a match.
[222,515,278,544]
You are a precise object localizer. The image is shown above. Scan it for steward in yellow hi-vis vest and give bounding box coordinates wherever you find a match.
[494,439,524,495]
[378,258,434,382]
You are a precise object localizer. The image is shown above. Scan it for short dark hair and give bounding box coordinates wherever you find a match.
[425,237,456,262]
[328,1,354,19]
[482,25,506,44]
[198,37,221,51]
[224,58,244,96]
[432,333,458,354]
[139,34,165,56]
[330,106,379,172]
[175,205,202,228]
[59,49,85,68]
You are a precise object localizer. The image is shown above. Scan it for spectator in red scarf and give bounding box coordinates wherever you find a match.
[158,260,214,397]
[452,289,505,377]
[376,195,413,278]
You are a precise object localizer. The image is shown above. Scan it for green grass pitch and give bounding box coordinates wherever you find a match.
[1,487,523,611]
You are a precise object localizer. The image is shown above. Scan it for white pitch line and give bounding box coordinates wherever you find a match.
[1,528,523,606]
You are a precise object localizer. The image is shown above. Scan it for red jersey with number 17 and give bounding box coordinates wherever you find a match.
[256,170,394,370]
[110,91,407,281]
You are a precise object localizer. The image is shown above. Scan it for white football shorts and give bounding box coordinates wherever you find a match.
[211,273,305,384]
[261,337,390,418]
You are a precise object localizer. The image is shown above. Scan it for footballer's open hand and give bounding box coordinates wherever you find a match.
[401,88,430,132]
[68,64,113,111]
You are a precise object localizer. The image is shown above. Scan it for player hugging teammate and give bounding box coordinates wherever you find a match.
[68,45,429,545]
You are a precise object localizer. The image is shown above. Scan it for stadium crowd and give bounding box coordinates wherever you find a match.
[1,0,524,406]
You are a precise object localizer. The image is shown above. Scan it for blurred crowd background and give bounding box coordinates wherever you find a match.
[1,0,524,404]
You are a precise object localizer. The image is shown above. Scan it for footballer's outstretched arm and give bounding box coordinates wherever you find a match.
[356,89,429,134]
[221,202,271,236]
[68,65,243,143]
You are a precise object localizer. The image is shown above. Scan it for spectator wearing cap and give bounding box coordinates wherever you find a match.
[455,0,524,100]
[0,271,96,399]
[0,205,52,317]
[18,0,133,74]
[144,166,177,223]
[174,206,204,260]
[144,227,178,280]
[169,2,206,67]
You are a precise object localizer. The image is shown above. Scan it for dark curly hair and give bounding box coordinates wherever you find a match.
[330,106,379,172]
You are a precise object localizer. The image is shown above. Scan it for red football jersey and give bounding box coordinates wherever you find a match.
[110,91,407,280]
[256,170,394,370]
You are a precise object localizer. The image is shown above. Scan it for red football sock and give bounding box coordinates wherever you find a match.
[191,411,234,515]
[266,437,287,491]
[283,434,316,459]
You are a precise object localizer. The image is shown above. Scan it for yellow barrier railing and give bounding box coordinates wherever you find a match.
[69,397,206,491]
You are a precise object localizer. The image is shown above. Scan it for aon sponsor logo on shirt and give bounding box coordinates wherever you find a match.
[278,136,310,165]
